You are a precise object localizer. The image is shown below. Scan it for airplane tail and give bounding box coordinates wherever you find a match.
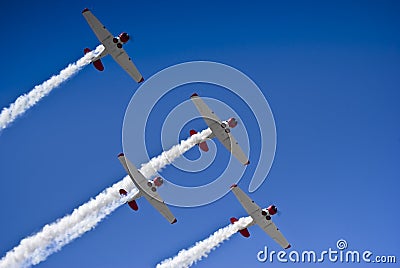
[84,48,104,71]
[230,217,250,237]
[190,129,209,152]
[119,189,139,211]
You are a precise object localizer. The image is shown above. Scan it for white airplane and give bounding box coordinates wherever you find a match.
[117,153,177,224]
[230,184,291,249]
[82,8,144,83]
[190,93,250,165]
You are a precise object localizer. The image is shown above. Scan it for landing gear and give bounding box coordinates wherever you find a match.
[266,215,271,220]
[147,181,152,187]
[225,128,231,133]
[221,122,226,128]
[151,187,156,192]
[117,43,122,48]
[113,37,118,43]
[261,210,267,216]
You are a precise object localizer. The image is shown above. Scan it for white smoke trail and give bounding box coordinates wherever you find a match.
[157,216,253,268]
[139,128,212,178]
[0,128,211,268]
[0,45,104,131]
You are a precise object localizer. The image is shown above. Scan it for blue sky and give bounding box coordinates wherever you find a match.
[0,0,399,267]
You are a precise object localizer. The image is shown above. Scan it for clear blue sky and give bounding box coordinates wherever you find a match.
[0,0,399,267]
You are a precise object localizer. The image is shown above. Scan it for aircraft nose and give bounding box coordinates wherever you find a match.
[228,118,238,128]
[119,32,130,43]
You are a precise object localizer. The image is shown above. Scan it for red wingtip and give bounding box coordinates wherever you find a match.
[244,160,250,166]
[118,153,124,157]
[171,219,177,224]
[138,77,144,83]
[82,8,89,13]
[230,184,237,188]
[285,244,291,249]
[191,93,199,98]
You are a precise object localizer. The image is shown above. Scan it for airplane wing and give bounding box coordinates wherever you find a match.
[82,8,113,45]
[190,93,249,165]
[118,154,177,224]
[231,185,290,249]
[258,220,290,249]
[110,50,144,83]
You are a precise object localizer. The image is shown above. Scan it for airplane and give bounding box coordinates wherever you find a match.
[82,8,144,83]
[117,153,177,224]
[230,184,291,249]
[190,93,250,165]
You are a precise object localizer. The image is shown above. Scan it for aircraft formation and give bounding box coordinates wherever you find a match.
[82,7,291,250]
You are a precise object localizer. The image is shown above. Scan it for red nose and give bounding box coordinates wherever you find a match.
[267,205,277,215]
[228,118,238,128]
[119,32,130,43]
[153,177,164,187]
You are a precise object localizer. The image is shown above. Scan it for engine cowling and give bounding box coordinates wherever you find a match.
[230,217,250,238]
[153,176,164,187]
[119,32,130,43]
[267,205,278,215]
[227,117,238,128]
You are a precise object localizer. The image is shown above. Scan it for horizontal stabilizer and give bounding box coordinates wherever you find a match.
[128,200,139,211]
[84,47,104,71]
[230,217,250,238]
[190,129,209,152]
[93,59,104,71]
[119,188,139,211]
